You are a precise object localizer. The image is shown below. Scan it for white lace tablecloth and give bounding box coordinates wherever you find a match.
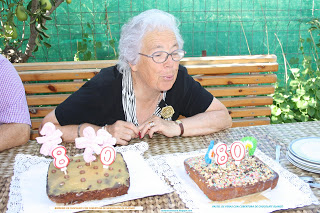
[6,142,173,213]
[148,149,320,213]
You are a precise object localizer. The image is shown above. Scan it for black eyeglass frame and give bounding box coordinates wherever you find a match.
[138,49,186,64]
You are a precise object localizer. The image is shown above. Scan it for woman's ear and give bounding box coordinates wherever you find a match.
[129,63,138,72]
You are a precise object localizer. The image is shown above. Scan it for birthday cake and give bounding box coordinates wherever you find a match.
[36,122,129,204]
[184,138,279,201]
[47,153,130,204]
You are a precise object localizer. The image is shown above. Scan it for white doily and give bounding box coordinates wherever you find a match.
[148,148,320,213]
[6,142,173,213]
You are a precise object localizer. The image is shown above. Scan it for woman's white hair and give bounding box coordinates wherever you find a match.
[117,9,184,74]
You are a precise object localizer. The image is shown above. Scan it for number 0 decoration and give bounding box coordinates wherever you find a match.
[100,145,116,169]
[230,141,246,165]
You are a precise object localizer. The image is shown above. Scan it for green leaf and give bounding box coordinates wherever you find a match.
[35,25,43,33]
[41,14,52,20]
[296,88,306,96]
[288,101,296,108]
[281,113,288,121]
[33,45,38,52]
[35,37,41,46]
[27,1,32,11]
[78,43,87,52]
[305,55,312,61]
[273,94,285,103]
[30,18,36,24]
[74,52,80,61]
[109,39,115,48]
[316,110,320,119]
[308,106,316,117]
[316,90,320,99]
[290,68,300,75]
[289,57,299,64]
[83,51,92,60]
[7,11,14,23]
[292,95,301,102]
[300,114,309,122]
[8,3,15,8]
[41,23,48,30]
[297,100,308,109]
[279,103,290,112]
[308,98,317,107]
[95,41,102,48]
[41,31,50,38]
[287,111,295,119]
[302,94,310,101]
[316,78,320,87]
[289,80,300,88]
[271,116,279,122]
[271,106,282,116]
[43,42,51,48]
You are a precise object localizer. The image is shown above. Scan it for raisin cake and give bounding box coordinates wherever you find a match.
[184,155,279,201]
[47,153,130,204]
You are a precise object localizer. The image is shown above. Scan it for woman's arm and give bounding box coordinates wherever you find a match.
[40,110,140,145]
[139,98,232,138]
[178,98,232,136]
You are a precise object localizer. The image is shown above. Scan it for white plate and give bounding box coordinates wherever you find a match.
[288,137,320,164]
[286,152,320,174]
[287,151,320,170]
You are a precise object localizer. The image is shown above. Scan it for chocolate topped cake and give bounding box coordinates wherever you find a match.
[184,155,278,201]
[47,153,130,204]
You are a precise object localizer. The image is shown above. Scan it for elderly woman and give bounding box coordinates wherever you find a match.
[40,9,232,145]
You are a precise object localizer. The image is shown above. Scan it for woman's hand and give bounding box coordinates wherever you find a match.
[138,115,180,139]
[106,121,140,145]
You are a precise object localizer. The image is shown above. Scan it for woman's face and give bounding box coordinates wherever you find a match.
[130,29,180,92]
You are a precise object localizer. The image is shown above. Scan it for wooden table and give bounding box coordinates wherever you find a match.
[1,121,320,212]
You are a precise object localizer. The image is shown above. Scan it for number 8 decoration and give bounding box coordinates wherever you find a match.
[52,146,70,174]
[213,143,228,165]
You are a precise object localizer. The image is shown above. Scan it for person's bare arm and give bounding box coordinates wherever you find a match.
[40,110,139,145]
[139,98,232,138]
[176,98,232,136]
[40,110,100,142]
[0,123,30,151]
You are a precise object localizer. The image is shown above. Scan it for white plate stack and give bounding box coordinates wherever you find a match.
[286,137,320,174]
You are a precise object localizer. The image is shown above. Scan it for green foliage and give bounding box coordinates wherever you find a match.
[271,19,320,124]
[75,24,102,61]
[0,1,54,50]
[74,6,117,61]
[0,0,71,62]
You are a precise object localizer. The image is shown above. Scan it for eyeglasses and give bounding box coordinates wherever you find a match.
[139,49,186,64]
